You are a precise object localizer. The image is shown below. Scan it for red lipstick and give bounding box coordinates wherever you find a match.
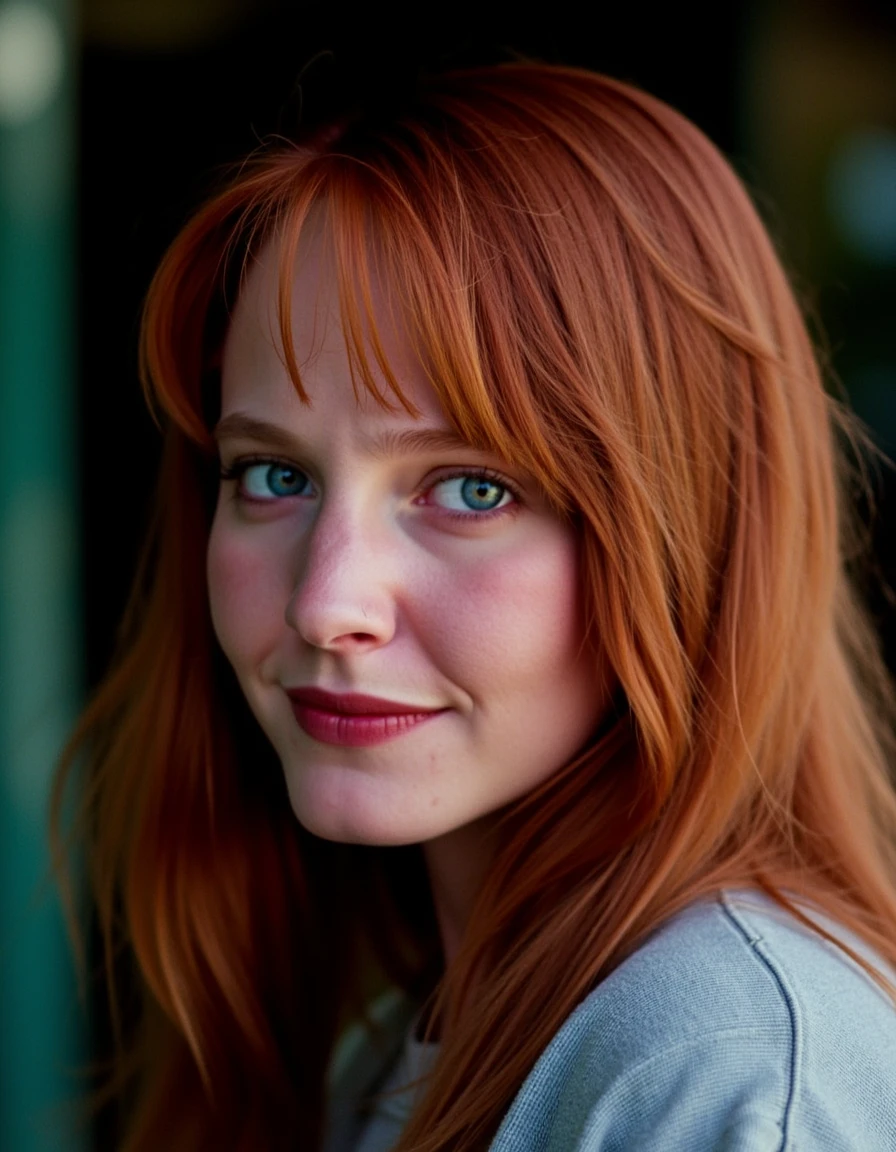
[286,687,447,747]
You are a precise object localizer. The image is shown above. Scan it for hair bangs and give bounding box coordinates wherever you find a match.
[291,156,576,516]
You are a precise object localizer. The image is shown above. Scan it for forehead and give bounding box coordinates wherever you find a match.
[220,230,446,427]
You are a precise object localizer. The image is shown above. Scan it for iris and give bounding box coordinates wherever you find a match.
[240,462,309,500]
[459,476,505,510]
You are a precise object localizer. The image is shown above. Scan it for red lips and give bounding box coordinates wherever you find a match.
[286,687,438,715]
[286,687,447,747]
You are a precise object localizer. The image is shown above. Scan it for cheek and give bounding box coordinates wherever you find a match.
[421,529,585,682]
[206,520,283,665]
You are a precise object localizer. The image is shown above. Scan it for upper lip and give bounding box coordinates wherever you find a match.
[286,687,444,716]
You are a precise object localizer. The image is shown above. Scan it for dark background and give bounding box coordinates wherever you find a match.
[78,2,895,1145]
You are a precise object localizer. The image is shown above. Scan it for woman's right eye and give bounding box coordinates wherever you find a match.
[221,460,313,502]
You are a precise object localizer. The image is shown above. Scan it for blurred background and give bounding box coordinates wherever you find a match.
[0,0,894,1147]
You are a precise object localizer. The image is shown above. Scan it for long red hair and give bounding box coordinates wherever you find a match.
[52,63,896,1150]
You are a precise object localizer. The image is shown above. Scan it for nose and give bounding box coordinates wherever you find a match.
[284,500,397,654]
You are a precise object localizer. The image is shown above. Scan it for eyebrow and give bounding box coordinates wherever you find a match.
[212,413,481,460]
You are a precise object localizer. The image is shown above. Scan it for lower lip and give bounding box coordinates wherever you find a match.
[290,703,446,747]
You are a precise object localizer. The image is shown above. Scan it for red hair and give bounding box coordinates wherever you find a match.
[52,63,896,1150]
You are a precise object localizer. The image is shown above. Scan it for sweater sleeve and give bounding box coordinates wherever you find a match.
[546,1027,790,1151]
[491,894,896,1151]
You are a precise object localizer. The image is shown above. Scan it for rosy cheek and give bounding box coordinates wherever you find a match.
[422,531,581,671]
[206,527,281,662]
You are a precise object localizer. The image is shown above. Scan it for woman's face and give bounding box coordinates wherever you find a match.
[207,231,607,847]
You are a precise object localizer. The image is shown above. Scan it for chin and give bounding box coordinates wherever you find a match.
[281,767,435,847]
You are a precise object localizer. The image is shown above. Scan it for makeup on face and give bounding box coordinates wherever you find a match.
[206,231,608,852]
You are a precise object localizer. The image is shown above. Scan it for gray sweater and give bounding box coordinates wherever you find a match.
[325,891,896,1149]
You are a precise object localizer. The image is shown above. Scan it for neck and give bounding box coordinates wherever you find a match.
[422,816,498,967]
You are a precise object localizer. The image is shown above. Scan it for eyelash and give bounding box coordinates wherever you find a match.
[422,467,523,522]
[217,456,523,522]
[218,456,310,501]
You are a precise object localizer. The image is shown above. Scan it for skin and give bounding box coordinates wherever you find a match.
[206,227,608,961]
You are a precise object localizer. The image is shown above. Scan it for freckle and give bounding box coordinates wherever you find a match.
[430,796,439,807]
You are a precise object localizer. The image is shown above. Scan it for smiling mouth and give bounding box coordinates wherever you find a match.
[286,695,446,751]
[286,688,448,747]
[287,687,439,714]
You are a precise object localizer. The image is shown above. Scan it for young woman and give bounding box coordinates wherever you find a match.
[53,63,896,1150]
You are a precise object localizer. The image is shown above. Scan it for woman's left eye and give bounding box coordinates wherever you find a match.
[222,460,313,501]
[428,473,516,515]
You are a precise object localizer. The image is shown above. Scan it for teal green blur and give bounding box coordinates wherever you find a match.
[0,1,86,1149]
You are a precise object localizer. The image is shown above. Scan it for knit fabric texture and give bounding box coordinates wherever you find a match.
[324,891,896,1150]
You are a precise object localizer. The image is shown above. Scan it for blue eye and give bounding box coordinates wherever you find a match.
[230,462,312,501]
[433,474,513,513]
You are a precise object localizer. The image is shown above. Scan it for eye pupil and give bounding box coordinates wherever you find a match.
[267,465,304,497]
[460,476,504,510]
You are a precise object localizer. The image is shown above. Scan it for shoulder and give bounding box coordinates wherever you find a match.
[493,890,896,1150]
